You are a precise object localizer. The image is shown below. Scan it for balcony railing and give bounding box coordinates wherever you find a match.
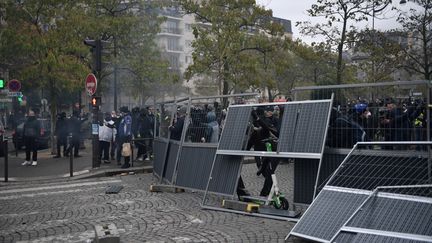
[159,27,182,35]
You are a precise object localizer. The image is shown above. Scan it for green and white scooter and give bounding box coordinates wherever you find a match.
[243,138,289,210]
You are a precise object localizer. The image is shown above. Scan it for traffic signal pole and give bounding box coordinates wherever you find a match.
[84,38,105,168]
[92,95,100,168]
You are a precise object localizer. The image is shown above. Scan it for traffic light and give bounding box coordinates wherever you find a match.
[17,94,23,103]
[83,39,109,72]
[91,96,101,108]
[0,77,4,89]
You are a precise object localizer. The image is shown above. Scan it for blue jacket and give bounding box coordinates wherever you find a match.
[118,114,132,138]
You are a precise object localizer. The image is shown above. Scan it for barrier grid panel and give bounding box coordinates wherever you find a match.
[288,142,432,242]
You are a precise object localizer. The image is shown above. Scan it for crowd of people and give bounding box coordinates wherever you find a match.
[94,106,157,168]
[328,97,426,150]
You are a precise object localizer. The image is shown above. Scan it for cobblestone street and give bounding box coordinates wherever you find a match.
[0,163,297,242]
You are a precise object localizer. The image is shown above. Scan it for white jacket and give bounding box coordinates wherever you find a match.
[99,120,116,142]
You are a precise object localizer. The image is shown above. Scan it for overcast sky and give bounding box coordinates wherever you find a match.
[255,0,414,44]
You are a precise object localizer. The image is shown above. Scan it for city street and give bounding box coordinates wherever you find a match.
[0,140,151,181]
[0,162,297,242]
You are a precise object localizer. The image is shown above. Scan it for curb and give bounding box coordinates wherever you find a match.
[0,166,153,183]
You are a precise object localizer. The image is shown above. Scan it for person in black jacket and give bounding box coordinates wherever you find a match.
[21,110,42,166]
[53,112,68,158]
[137,108,155,160]
[249,106,280,197]
[169,106,186,141]
[66,111,84,157]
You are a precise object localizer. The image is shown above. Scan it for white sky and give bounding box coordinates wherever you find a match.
[255,0,416,44]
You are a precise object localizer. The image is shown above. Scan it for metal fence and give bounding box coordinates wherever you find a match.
[292,80,430,149]
[291,80,431,204]
[288,141,432,242]
[153,93,260,188]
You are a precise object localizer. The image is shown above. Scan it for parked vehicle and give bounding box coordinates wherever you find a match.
[12,118,51,150]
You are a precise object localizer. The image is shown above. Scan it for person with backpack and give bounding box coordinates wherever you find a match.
[21,110,43,166]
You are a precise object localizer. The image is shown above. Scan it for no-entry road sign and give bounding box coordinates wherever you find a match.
[85,73,97,96]
[8,79,21,92]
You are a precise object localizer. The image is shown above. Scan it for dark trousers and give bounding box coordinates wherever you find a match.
[56,136,67,156]
[66,139,79,156]
[99,141,110,160]
[24,136,37,161]
[260,158,279,197]
[110,141,116,159]
[136,140,145,158]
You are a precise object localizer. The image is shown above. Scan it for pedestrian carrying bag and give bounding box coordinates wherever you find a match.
[121,142,131,157]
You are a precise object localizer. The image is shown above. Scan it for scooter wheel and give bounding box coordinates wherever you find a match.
[274,197,289,210]
[280,197,289,210]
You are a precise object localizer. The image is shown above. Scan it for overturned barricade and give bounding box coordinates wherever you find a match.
[292,80,430,204]
[201,98,333,220]
[287,142,432,242]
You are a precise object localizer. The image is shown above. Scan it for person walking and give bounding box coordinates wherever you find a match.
[53,112,68,158]
[21,110,42,166]
[99,114,116,163]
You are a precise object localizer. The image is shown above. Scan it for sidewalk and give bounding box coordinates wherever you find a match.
[0,141,153,181]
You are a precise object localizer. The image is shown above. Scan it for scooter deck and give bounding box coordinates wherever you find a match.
[258,207,301,218]
[240,195,270,203]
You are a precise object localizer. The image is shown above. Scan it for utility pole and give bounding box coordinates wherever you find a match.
[114,37,118,112]
[84,39,103,168]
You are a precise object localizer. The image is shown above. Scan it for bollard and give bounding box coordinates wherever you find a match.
[14,138,17,157]
[131,140,134,167]
[4,138,8,182]
[68,136,73,177]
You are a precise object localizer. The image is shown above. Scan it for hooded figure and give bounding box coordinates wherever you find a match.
[205,111,219,143]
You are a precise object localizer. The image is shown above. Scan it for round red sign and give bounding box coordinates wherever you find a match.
[8,79,21,92]
[85,73,97,96]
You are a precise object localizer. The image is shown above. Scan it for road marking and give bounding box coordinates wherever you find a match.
[0,180,122,194]
[0,187,107,200]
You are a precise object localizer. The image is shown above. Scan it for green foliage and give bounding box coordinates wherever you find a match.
[353,29,405,82]
[179,0,285,97]
[0,0,171,109]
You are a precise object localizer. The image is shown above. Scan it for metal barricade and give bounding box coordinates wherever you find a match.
[291,80,431,204]
[153,93,260,190]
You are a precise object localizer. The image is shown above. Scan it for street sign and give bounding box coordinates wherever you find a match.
[41,98,48,105]
[0,98,12,103]
[85,73,97,96]
[7,91,22,97]
[7,79,21,92]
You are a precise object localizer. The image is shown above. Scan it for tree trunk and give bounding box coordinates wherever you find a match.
[336,13,348,85]
[49,79,57,155]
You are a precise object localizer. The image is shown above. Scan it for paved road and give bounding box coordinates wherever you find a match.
[0,163,299,243]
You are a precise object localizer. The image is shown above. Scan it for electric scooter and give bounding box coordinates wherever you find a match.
[241,138,289,210]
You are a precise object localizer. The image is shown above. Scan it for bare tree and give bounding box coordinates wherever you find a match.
[397,0,432,80]
[299,0,392,84]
